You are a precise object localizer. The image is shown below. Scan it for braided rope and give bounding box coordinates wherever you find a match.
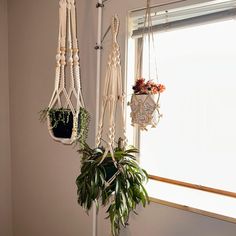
[96,15,127,165]
[47,0,85,144]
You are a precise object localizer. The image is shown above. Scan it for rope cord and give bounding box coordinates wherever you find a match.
[96,15,127,165]
[135,0,159,83]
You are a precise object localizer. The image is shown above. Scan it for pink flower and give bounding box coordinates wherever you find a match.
[151,86,159,94]
[157,84,166,93]
[132,78,165,95]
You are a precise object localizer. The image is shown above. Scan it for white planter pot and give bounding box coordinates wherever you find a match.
[130,94,159,130]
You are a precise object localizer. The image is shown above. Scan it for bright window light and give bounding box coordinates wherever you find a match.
[141,19,236,191]
[127,7,236,220]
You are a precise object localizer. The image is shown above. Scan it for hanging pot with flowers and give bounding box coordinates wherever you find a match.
[129,0,165,131]
[130,78,165,130]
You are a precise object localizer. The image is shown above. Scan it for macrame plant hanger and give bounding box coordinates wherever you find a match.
[47,0,85,145]
[130,0,164,130]
[95,16,128,236]
[96,15,127,171]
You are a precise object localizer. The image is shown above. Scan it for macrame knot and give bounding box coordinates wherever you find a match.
[59,0,66,7]
[96,15,127,162]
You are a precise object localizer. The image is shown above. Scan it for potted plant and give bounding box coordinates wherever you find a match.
[39,107,90,145]
[76,138,149,236]
[130,78,165,130]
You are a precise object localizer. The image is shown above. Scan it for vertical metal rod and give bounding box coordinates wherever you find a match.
[92,202,98,236]
[93,0,103,236]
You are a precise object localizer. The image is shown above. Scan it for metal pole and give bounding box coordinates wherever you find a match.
[93,1,103,236]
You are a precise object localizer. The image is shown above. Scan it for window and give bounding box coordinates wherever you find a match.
[127,0,236,222]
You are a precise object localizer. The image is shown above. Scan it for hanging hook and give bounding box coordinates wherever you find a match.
[96,3,104,8]
[96,2,104,8]
[94,44,103,50]
[101,25,111,43]
[96,0,111,8]
[94,24,111,50]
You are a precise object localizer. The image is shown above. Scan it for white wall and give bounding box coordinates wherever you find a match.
[7,0,236,235]
[0,0,13,235]
[8,0,95,235]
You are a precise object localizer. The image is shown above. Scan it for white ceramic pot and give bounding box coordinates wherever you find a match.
[130,94,159,130]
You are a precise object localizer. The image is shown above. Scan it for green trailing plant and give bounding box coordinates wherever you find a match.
[76,107,90,148]
[76,139,149,236]
[39,107,90,145]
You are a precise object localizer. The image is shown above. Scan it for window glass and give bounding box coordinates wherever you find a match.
[140,19,236,193]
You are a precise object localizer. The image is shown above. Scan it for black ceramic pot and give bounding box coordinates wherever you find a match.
[51,110,74,138]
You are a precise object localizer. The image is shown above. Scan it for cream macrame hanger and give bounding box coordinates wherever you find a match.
[135,0,158,83]
[130,0,164,130]
[96,15,127,165]
[47,0,85,144]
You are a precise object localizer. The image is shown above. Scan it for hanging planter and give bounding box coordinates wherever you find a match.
[40,0,89,145]
[76,15,149,236]
[76,138,149,236]
[129,0,165,131]
[130,78,165,130]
